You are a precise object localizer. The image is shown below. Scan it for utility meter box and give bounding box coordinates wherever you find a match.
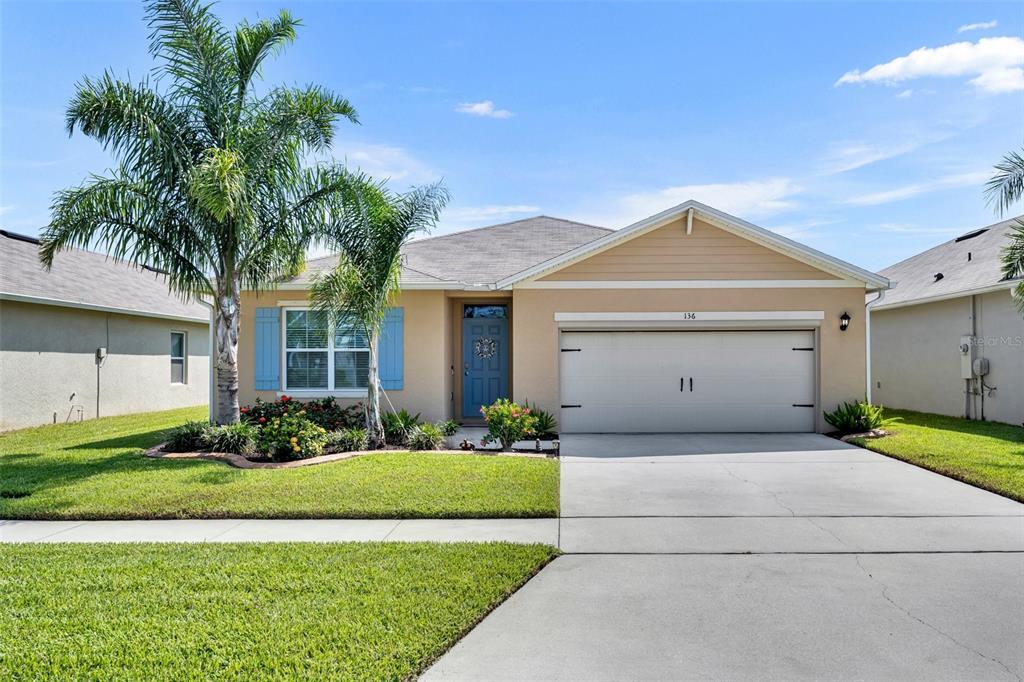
[959,335,974,379]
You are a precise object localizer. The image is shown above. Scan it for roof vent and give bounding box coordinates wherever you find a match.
[0,229,41,245]
[955,228,988,243]
[934,272,944,281]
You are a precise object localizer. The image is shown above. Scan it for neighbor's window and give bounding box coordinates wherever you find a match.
[170,332,186,384]
[285,309,368,391]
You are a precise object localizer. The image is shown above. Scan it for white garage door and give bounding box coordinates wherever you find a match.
[559,330,816,433]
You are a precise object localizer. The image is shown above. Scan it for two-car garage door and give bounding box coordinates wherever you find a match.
[559,330,816,433]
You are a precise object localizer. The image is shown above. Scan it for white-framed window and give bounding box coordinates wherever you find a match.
[283,308,369,392]
[170,331,187,384]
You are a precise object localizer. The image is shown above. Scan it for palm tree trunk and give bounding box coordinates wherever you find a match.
[214,280,241,424]
[365,328,385,447]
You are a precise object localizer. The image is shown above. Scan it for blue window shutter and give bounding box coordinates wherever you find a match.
[254,307,281,390]
[378,307,404,390]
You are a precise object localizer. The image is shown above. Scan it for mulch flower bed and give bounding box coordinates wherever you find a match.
[144,444,556,470]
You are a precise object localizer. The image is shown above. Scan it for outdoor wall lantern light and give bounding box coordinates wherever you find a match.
[839,312,851,331]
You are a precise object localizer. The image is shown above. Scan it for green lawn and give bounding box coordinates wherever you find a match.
[0,407,559,519]
[851,409,1024,502]
[0,542,556,681]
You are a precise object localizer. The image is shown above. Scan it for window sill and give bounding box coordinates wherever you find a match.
[277,390,367,399]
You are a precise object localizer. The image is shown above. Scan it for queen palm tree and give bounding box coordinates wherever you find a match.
[985,148,1024,314]
[311,183,449,447]
[41,0,370,423]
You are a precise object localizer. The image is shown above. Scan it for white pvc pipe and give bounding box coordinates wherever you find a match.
[864,289,885,403]
[197,298,215,422]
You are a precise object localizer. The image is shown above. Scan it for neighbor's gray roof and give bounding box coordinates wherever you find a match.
[290,216,612,288]
[875,217,1022,308]
[0,230,209,322]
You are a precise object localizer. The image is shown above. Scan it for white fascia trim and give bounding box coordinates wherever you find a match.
[871,281,1018,311]
[555,311,825,322]
[0,292,209,324]
[496,200,890,291]
[277,390,367,399]
[519,279,864,289]
[272,280,467,291]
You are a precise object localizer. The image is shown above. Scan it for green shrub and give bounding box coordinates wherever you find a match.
[408,423,445,451]
[823,400,895,434]
[328,427,369,453]
[201,422,257,456]
[480,399,538,451]
[241,395,362,431]
[382,409,422,446]
[256,410,329,461]
[525,403,558,438]
[163,421,209,452]
[436,419,459,437]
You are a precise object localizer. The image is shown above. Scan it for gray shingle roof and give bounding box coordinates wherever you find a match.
[290,216,611,288]
[876,216,1023,308]
[0,231,209,322]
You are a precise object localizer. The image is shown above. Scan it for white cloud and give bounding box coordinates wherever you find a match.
[455,100,514,119]
[844,170,990,206]
[896,89,913,98]
[335,143,438,184]
[763,217,838,238]
[577,178,802,228]
[444,204,541,224]
[836,36,1024,94]
[821,141,917,175]
[958,20,997,33]
[0,205,13,216]
[866,222,960,235]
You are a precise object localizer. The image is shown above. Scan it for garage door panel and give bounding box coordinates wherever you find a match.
[559,330,815,433]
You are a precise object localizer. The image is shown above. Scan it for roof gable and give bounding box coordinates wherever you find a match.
[537,215,840,282]
[497,201,889,290]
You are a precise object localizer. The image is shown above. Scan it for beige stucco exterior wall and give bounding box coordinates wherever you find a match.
[238,289,450,421]
[871,290,1023,425]
[0,300,209,430]
[539,217,839,281]
[512,287,867,432]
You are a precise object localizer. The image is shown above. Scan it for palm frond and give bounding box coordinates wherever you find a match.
[985,148,1024,216]
[234,10,299,109]
[146,0,234,142]
[188,147,248,223]
[1000,219,1024,316]
[66,72,203,182]
[43,174,214,299]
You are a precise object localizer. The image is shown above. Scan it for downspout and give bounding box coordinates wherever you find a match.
[865,289,885,403]
[197,299,215,423]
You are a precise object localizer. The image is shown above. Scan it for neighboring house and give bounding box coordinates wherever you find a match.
[0,230,210,430]
[238,201,888,433]
[870,218,1024,426]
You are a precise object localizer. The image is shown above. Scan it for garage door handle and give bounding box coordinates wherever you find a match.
[680,377,684,392]
[689,377,693,392]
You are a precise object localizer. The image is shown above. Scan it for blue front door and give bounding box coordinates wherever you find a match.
[462,306,509,417]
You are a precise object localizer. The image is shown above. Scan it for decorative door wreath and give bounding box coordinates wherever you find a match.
[473,337,498,359]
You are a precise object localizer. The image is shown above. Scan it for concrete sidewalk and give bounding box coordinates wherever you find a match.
[0,518,558,544]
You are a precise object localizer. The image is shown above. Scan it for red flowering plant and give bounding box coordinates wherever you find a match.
[241,397,362,431]
[480,399,538,451]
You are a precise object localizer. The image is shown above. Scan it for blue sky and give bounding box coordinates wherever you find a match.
[2,1,1022,272]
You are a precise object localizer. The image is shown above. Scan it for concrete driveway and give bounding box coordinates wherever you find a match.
[424,434,1024,681]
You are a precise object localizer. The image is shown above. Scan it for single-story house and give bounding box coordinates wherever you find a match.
[0,230,210,430]
[239,201,889,433]
[870,217,1023,426]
